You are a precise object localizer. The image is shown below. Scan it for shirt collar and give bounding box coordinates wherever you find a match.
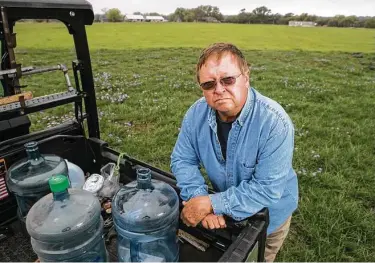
[208,86,253,129]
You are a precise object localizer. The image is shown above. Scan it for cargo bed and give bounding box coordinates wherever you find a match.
[0,122,268,262]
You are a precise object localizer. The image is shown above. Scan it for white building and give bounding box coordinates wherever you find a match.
[124,14,145,22]
[289,21,317,27]
[145,16,166,22]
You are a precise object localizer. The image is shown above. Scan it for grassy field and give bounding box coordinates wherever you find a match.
[9,22,375,261]
[15,22,375,52]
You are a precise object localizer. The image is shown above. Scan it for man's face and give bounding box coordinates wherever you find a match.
[198,52,249,120]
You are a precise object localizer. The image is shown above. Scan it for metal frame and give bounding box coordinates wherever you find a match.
[0,2,100,138]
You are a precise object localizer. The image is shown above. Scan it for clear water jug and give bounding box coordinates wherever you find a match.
[6,141,68,222]
[26,174,108,262]
[65,159,85,188]
[112,168,180,262]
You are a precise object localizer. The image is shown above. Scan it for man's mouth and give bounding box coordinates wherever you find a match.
[215,98,229,102]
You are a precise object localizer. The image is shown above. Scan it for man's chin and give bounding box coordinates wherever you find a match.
[216,107,234,115]
[215,103,233,112]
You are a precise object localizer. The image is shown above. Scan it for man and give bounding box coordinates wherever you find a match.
[170,42,299,262]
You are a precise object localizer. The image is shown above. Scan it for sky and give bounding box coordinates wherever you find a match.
[87,0,375,17]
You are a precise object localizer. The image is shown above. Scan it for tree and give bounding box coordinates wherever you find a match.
[298,13,309,21]
[174,8,187,22]
[133,11,142,15]
[237,12,252,24]
[316,17,329,26]
[199,5,212,17]
[252,6,271,16]
[339,16,357,27]
[252,6,272,24]
[94,14,101,22]
[364,18,375,28]
[272,13,283,24]
[106,8,123,22]
[280,13,295,25]
[184,10,195,22]
[327,17,339,27]
[167,13,176,22]
[192,7,206,21]
[194,5,224,22]
[307,15,318,22]
[224,15,239,23]
[353,19,365,28]
[211,6,224,21]
[333,15,346,27]
[171,5,223,22]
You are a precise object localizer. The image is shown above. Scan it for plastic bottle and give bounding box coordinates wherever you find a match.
[65,159,85,188]
[6,141,68,223]
[26,174,108,262]
[112,168,179,262]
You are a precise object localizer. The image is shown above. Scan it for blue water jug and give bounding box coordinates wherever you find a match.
[112,168,179,262]
[6,141,68,223]
[26,175,108,262]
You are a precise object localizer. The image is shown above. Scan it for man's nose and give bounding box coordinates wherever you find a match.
[214,81,226,94]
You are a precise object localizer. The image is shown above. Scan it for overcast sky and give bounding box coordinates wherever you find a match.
[87,0,375,17]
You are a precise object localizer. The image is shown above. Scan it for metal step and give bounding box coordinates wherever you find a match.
[0,90,83,118]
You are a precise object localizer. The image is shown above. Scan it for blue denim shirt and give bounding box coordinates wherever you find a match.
[170,87,299,235]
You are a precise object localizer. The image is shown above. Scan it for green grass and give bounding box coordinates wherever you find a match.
[14,22,375,52]
[8,22,375,261]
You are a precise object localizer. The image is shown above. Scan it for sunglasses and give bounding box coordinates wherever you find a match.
[199,73,242,91]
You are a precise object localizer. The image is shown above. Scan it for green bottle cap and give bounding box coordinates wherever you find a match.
[49,174,69,193]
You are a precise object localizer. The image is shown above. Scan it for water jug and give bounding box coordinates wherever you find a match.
[26,174,108,262]
[6,141,68,223]
[112,168,180,262]
[65,159,85,188]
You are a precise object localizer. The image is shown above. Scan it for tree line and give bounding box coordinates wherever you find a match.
[224,6,375,28]
[97,5,375,28]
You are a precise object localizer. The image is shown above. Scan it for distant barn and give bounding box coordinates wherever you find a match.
[145,16,166,22]
[201,17,220,23]
[124,14,144,22]
[289,21,317,27]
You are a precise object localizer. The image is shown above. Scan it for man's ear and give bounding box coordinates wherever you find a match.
[244,70,250,83]
[245,64,251,82]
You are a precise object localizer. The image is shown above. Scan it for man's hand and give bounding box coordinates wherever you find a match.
[201,214,227,230]
[181,196,213,227]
